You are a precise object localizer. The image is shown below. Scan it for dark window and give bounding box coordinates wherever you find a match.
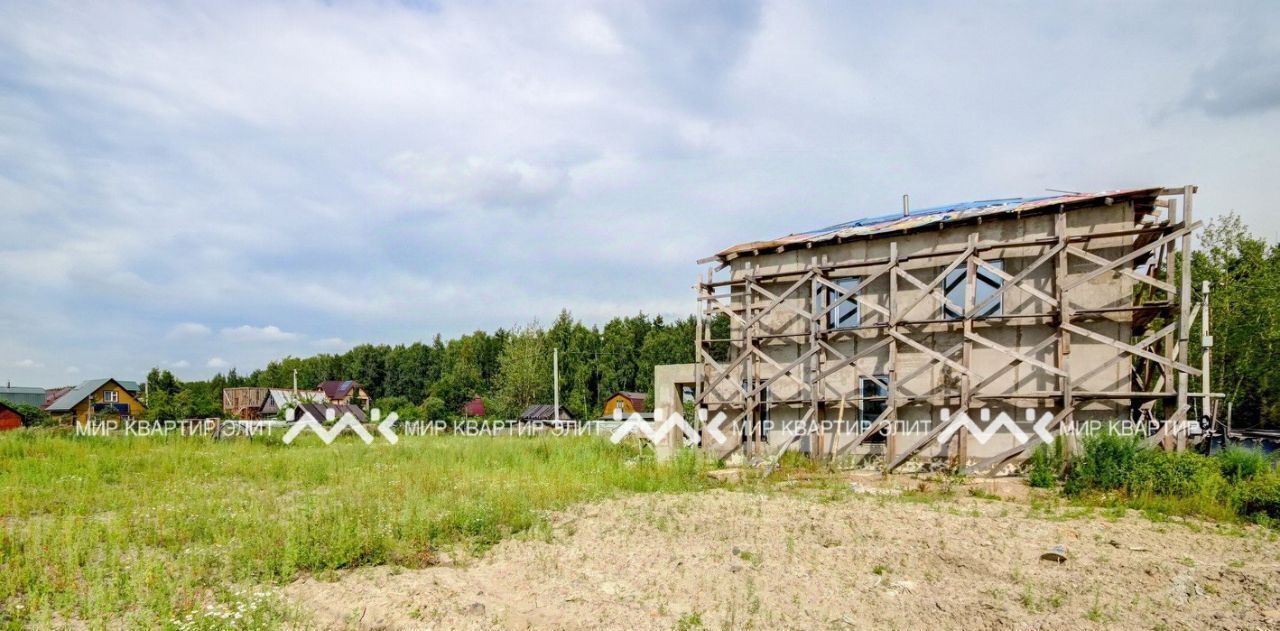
[859,375,889,443]
[740,379,771,442]
[943,260,1003,319]
[825,277,861,329]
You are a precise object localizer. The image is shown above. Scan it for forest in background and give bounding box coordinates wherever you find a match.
[137,212,1280,427]
[143,311,727,422]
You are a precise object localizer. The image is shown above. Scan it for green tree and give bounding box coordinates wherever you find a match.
[494,323,550,417]
[1192,213,1280,426]
[636,316,696,395]
[146,368,181,396]
[598,314,654,400]
[11,403,51,427]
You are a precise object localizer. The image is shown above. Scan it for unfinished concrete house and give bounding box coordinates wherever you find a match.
[693,186,1206,472]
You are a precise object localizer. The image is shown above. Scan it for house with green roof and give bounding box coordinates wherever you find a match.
[0,385,47,408]
[47,378,146,424]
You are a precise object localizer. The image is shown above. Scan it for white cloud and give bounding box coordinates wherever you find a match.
[0,0,1277,384]
[14,358,43,368]
[65,365,79,374]
[206,357,230,369]
[310,337,347,349]
[220,325,300,343]
[169,359,190,368]
[166,322,211,340]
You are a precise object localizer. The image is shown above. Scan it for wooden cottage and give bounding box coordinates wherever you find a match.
[602,391,648,417]
[0,401,22,431]
[46,378,146,424]
[317,380,370,408]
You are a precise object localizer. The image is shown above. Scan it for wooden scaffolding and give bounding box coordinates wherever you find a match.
[693,185,1211,473]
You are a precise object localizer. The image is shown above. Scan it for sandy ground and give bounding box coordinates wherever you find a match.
[284,482,1280,630]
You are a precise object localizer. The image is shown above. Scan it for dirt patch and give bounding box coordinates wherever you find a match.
[284,489,1280,629]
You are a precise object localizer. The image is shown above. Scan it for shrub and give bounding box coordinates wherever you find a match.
[1126,450,1224,498]
[11,403,52,428]
[1215,446,1271,482]
[1237,472,1280,519]
[1027,438,1065,488]
[1063,432,1141,495]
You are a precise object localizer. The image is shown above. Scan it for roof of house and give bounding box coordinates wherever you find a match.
[43,387,72,409]
[609,391,648,402]
[317,380,364,399]
[47,378,137,413]
[606,391,648,411]
[293,402,368,424]
[263,389,327,409]
[118,380,141,393]
[519,404,575,421]
[705,187,1166,263]
[0,386,48,407]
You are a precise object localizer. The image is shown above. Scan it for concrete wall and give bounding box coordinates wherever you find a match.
[653,363,697,461]
[702,202,1139,465]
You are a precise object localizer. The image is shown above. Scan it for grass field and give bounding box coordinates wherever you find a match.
[0,430,711,629]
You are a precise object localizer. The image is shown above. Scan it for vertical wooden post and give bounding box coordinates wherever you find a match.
[1055,211,1074,460]
[885,242,899,470]
[695,268,706,431]
[958,233,978,468]
[1176,186,1194,451]
[1161,198,1179,450]
[808,256,823,458]
[744,266,756,455]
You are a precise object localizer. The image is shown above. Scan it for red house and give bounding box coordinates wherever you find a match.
[0,401,23,431]
[463,396,486,417]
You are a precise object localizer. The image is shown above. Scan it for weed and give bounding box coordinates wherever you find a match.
[1027,438,1066,488]
[1216,446,1271,483]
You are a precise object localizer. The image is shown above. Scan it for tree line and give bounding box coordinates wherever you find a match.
[145,310,721,421]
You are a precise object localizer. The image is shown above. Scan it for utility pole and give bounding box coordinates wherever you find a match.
[553,347,560,424]
[1202,281,1212,427]
[292,369,298,396]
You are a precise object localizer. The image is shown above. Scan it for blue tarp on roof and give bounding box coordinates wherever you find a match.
[708,187,1166,261]
[798,197,1056,236]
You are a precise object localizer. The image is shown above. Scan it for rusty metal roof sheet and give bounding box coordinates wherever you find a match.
[707,187,1165,262]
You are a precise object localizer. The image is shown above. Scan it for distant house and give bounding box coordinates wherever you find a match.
[42,387,73,410]
[0,385,46,408]
[317,381,370,408]
[259,389,327,417]
[463,396,486,417]
[46,378,146,424]
[519,404,576,426]
[293,402,368,424]
[0,401,22,431]
[222,387,271,419]
[602,391,648,417]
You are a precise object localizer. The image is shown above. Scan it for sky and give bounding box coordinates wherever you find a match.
[2,0,1279,387]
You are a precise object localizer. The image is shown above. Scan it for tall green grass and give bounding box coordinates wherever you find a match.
[1050,433,1279,523]
[0,431,710,628]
